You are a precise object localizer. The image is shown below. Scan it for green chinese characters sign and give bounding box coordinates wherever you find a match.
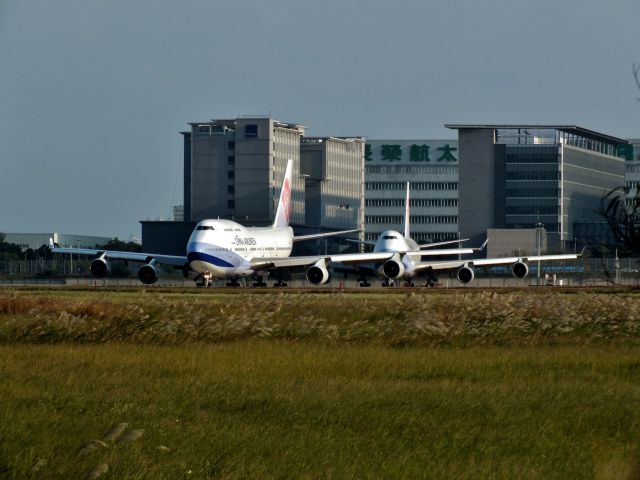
[365,141,458,163]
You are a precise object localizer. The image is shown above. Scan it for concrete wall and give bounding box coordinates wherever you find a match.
[486,228,555,257]
[562,144,625,240]
[458,129,498,247]
[234,118,275,223]
[140,221,195,256]
[188,118,304,226]
[301,137,364,233]
[190,126,232,221]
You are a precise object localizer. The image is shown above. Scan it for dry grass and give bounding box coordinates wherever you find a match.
[1,288,640,345]
[1,288,640,478]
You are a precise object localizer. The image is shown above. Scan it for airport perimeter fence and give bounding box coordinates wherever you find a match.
[0,257,639,288]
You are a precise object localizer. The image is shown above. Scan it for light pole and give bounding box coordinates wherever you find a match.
[536,221,545,286]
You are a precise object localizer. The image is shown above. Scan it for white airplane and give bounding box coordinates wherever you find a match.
[335,182,579,287]
[50,162,581,287]
[50,159,396,286]
[335,182,484,286]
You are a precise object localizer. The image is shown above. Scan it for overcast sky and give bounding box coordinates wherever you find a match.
[1,0,639,240]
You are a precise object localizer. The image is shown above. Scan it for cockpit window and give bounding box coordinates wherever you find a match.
[197,226,215,230]
[383,235,398,240]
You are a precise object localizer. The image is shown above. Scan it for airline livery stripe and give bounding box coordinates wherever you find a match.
[187,251,235,268]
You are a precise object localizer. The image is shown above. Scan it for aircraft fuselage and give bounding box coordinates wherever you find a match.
[186,219,293,277]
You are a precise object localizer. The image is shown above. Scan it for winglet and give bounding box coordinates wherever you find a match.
[272,159,293,229]
[478,238,489,251]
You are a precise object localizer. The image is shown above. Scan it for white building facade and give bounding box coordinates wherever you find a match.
[364,140,459,243]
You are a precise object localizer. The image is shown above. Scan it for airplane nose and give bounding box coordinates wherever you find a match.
[187,241,198,254]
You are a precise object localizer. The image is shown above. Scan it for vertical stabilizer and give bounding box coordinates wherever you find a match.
[272,159,293,228]
[403,181,410,238]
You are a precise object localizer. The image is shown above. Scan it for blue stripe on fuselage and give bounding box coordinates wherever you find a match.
[187,251,235,268]
[187,242,237,268]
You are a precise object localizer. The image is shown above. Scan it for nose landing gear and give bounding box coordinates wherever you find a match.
[197,271,213,287]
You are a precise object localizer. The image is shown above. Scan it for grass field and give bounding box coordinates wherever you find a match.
[1,287,640,479]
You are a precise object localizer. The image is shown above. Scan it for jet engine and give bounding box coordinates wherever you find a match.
[378,259,405,279]
[512,261,529,279]
[90,258,111,278]
[306,263,331,285]
[138,263,159,285]
[456,266,475,284]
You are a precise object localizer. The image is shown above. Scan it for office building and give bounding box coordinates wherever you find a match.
[364,140,459,243]
[186,117,306,225]
[301,137,365,232]
[142,117,365,254]
[446,124,630,251]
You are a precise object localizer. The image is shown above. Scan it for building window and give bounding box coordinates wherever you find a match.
[228,185,235,194]
[228,156,235,166]
[227,171,235,180]
[365,215,458,224]
[227,200,235,209]
[228,141,235,151]
[365,181,458,191]
[366,198,458,207]
[245,124,258,138]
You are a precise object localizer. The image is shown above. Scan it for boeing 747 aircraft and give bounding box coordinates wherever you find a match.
[51,160,393,286]
[335,182,483,286]
[336,182,579,287]
[51,161,581,287]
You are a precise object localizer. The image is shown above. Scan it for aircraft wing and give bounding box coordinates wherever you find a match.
[418,238,469,249]
[471,253,580,267]
[257,248,476,272]
[411,253,580,273]
[249,252,395,271]
[293,229,361,242]
[406,248,476,258]
[413,239,487,256]
[345,238,377,246]
[49,240,187,267]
